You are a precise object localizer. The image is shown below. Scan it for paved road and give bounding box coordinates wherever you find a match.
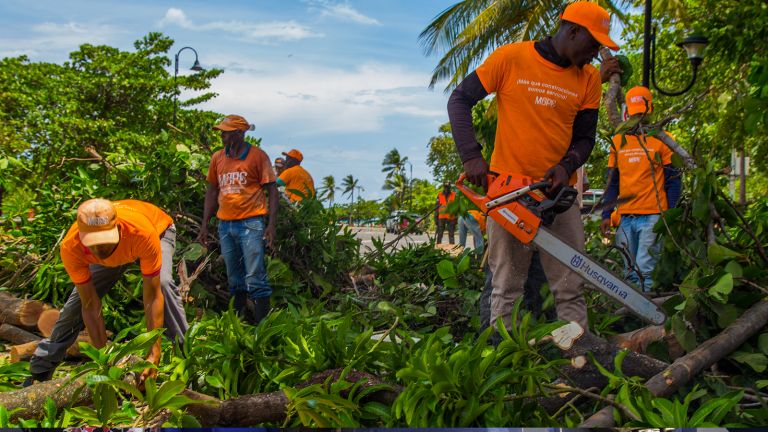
[349,226,478,253]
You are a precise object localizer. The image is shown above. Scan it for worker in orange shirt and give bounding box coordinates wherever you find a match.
[458,209,486,255]
[447,2,621,331]
[277,149,315,203]
[600,87,681,292]
[434,182,457,244]
[198,114,279,325]
[27,199,189,386]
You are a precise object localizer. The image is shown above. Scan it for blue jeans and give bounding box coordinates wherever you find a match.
[615,214,661,292]
[458,215,484,255]
[218,216,271,300]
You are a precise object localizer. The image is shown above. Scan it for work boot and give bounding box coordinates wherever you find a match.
[252,296,271,325]
[22,368,53,387]
[233,292,248,317]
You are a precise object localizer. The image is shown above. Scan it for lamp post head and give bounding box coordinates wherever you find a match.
[190,59,204,72]
[677,34,709,67]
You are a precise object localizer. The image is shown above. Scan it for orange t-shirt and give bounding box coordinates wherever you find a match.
[438,192,457,220]
[278,165,315,202]
[60,200,173,285]
[468,209,487,232]
[206,145,276,221]
[609,133,673,215]
[476,42,602,184]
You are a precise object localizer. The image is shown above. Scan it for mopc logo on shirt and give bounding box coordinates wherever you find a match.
[219,171,249,194]
[534,96,557,108]
[219,172,248,186]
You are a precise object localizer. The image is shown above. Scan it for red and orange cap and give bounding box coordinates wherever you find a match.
[282,149,303,162]
[625,86,653,116]
[561,1,619,51]
[77,199,119,247]
[213,114,251,132]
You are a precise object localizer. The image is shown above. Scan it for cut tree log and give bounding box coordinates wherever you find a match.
[37,308,60,337]
[581,299,768,427]
[182,368,401,427]
[0,323,41,345]
[9,331,111,363]
[538,322,669,414]
[0,292,44,327]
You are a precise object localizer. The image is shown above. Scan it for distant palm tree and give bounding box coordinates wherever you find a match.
[341,174,360,224]
[419,0,629,92]
[383,173,409,209]
[381,148,409,180]
[318,175,337,205]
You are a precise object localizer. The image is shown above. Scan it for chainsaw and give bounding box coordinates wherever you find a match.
[455,172,667,326]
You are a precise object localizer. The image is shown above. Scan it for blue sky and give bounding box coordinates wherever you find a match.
[0,0,460,201]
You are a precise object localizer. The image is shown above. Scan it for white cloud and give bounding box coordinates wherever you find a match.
[0,21,118,59]
[196,60,444,136]
[312,1,381,26]
[158,8,192,28]
[158,8,322,42]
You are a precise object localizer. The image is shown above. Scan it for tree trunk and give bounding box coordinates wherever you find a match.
[0,323,41,345]
[183,368,400,427]
[581,300,768,427]
[10,337,86,363]
[0,355,142,422]
[0,292,44,327]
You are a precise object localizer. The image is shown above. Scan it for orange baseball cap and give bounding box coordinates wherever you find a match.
[282,149,303,162]
[561,1,619,51]
[625,86,653,116]
[77,199,119,247]
[213,115,251,132]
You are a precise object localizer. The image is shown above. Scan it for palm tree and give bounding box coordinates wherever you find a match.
[318,175,337,205]
[381,148,409,180]
[341,174,360,224]
[419,0,629,92]
[383,172,409,209]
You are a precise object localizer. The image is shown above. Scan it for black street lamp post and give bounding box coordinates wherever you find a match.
[173,46,204,126]
[642,0,708,96]
[404,160,413,211]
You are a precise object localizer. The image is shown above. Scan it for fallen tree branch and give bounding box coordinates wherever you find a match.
[0,355,142,422]
[581,299,768,427]
[599,47,622,128]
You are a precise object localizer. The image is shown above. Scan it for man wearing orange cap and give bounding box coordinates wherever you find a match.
[447,1,621,331]
[600,87,681,292]
[198,114,278,324]
[27,199,188,385]
[434,182,457,244]
[277,149,315,203]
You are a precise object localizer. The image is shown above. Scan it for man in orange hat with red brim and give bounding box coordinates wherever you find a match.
[198,115,278,325]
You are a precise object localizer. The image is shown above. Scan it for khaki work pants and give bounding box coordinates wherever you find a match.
[488,204,588,330]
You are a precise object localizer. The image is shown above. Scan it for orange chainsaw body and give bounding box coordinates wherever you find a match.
[455,173,547,244]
